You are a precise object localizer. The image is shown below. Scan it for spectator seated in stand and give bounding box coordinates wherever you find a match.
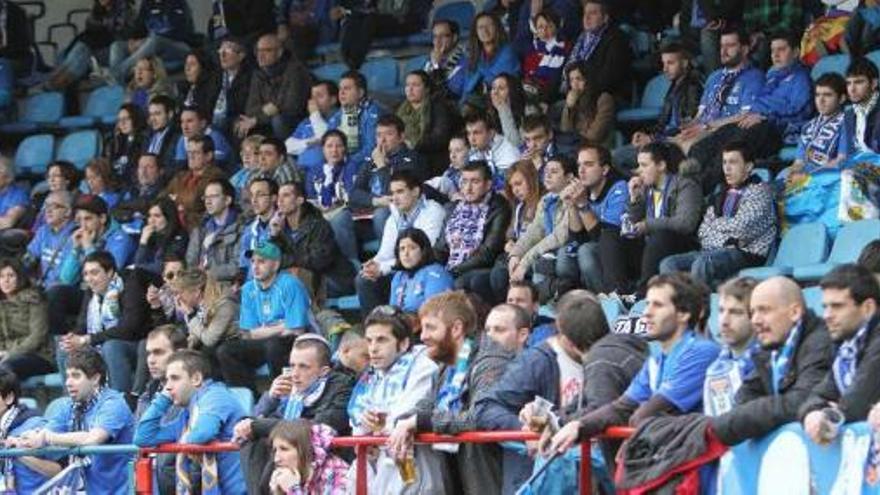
[0,258,55,381]
[785,73,848,181]
[0,368,60,490]
[688,30,813,192]
[172,107,234,173]
[388,228,455,314]
[355,170,447,315]
[134,350,247,494]
[16,347,135,495]
[702,277,760,417]
[465,111,521,189]
[559,61,615,147]
[164,135,228,229]
[659,141,778,288]
[216,241,313,391]
[59,251,150,394]
[433,161,512,303]
[562,0,631,97]
[143,95,181,170]
[0,157,30,231]
[233,335,354,494]
[269,180,356,298]
[133,196,188,276]
[548,273,719,452]
[800,265,880,445]
[709,276,832,446]
[613,42,703,171]
[331,114,427,261]
[285,80,339,173]
[423,19,467,99]
[184,178,244,284]
[448,12,521,101]
[564,143,629,294]
[24,190,76,288]
[235,32,310,140]
[345,306,440,492]
[105,103,148,183]
[124,56,176,113]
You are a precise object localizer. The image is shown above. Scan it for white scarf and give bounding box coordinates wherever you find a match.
[86,274,124,336]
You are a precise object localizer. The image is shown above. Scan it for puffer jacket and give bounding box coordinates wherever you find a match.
[0,288,53,363]
[185,213,244,283]
[698,176,777,258]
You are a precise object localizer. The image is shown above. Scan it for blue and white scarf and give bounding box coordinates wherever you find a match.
[832,323,869,393]
[436,338,474,414]
[86,274,123,337]
[701,67,745,124]
[799,111,845,169]
[314,163,345,208]
[347,349,420,430]
[770,323,802,395]
[396,196,426,233]
[282,373,330,420]
[569,23,607,67]
[445,194,491,269]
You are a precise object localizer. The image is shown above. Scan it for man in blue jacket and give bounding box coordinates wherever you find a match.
[688,30,813,191]
[135,350,246,494]
[672,27,764,187]
[476,289,647,493]
[327,71,382,174]
[842,56,880,155]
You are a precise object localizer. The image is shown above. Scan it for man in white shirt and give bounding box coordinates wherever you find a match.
[465,111,521,188]
[355,170,446,315]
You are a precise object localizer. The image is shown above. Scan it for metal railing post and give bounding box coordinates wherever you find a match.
[355,444,369,495]
[579,440,592,495]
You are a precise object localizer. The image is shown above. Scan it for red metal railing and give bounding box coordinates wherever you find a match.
[135,427,634,495]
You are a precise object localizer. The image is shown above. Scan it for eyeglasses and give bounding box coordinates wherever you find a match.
[163,270,183,281]
[45,203,68,210]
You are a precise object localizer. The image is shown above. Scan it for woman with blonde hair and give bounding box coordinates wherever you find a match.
[125,55,174,112]
[168,268,239,368]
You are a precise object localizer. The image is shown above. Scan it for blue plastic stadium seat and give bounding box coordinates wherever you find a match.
[229,387,255,415]
[19,397,38,410]
[362,58,399,91]
[315,43,340,57]
[811,54,850,81]
[600,297,624,325]
[14,133,54,175]
[0,91,65,134]
[404,55,430,76]
[629,298,648,316]
[793,219,880,282]
[59,85,125,129]
[617,74,670,124]
[406,31,433,46]
[778,146,798,162]
[433,1,476,32]
[867,50,880,73]
[739,222,829,280]
[802,286,824,316]
[256,364,270,377]
[326,295,361,311]
[21,372,63,389]
[707,293,720,342]
[313,62,347,82]
[57,130,100,170]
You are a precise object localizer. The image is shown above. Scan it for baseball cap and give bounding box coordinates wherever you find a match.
[245,241,282,261]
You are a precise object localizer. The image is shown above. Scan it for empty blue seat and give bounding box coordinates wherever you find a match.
[58,85,125,129]
[57,130,100,170]
[867,49,880,73]
[362,58,399,91]
[433,1,475,32]
[617,74,670,123]
[229,386,255,414]
[14,133,54,175]
[629,298,648,316]
[600,297,624,325]
[326,295,361,311]
[739,222,829,280]
[778,146,798,162]
[793,219,880,281]
[313,62,347,82]
[802,286,824,316]
[403,55,430,76]
[707,293,720,342]
[0,91,65,134]
[811,54,850,81]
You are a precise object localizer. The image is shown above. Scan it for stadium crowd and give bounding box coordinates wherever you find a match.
[0,0,879,493]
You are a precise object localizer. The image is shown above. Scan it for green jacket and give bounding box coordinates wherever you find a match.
[0,288,53,362]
